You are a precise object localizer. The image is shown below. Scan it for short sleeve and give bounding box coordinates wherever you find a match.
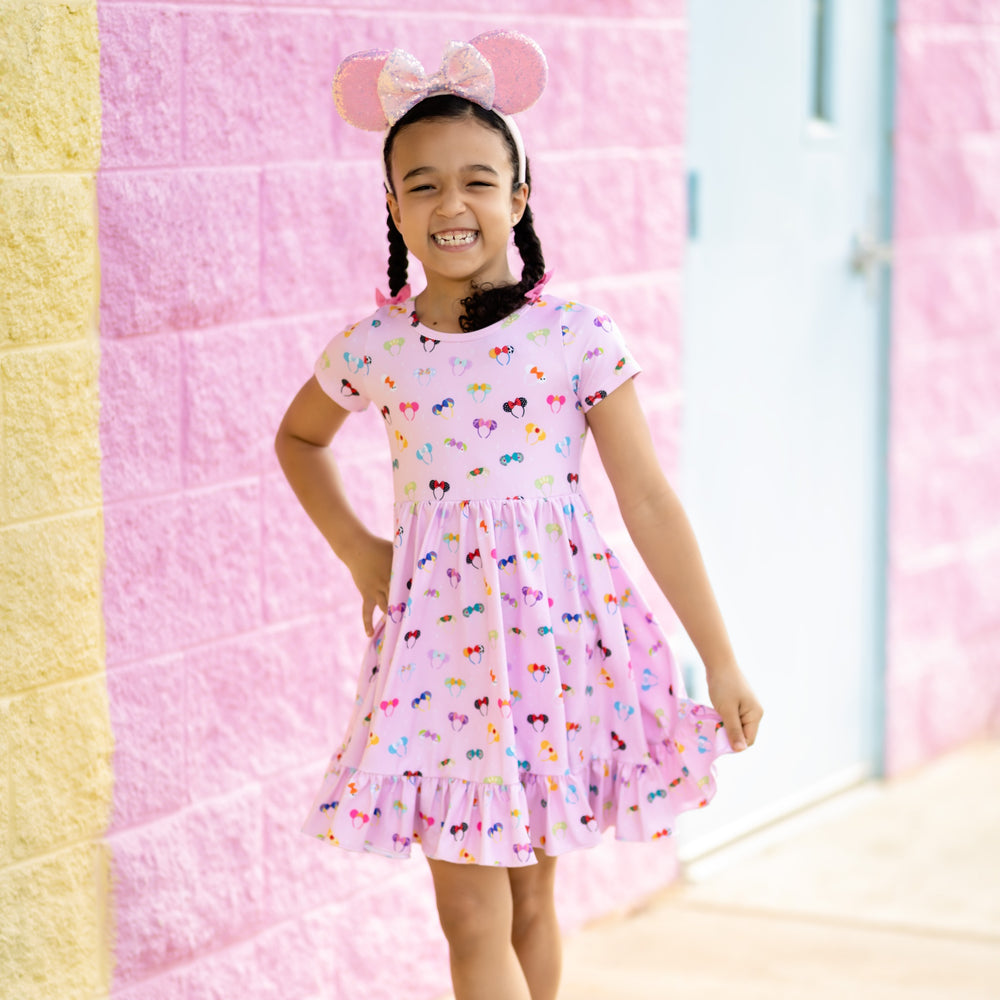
[313,321,371,412]
[570,308,642,410]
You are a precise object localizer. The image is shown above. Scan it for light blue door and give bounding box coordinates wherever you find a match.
[678,0,893,851]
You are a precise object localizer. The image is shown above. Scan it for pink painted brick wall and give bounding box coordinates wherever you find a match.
[97,3,687,997]
[887,2,1000,774]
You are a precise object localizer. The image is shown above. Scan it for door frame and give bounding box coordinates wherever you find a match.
[869,0,898,781]
[676,0,898,859]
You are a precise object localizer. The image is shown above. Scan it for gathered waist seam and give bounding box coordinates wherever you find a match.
[392,492,588,509]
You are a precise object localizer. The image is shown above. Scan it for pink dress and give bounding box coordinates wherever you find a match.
[301,289,732,866]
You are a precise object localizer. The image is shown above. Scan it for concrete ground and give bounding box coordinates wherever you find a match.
[555,739,1000,999]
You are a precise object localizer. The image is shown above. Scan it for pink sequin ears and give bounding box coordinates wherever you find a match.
[333,29,548,132]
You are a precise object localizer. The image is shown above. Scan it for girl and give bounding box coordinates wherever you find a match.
[275,29,762,1000]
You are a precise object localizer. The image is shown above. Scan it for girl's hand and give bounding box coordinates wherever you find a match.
[344,534,394,638]
[707,665,763,753]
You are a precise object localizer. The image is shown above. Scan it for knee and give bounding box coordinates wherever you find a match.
[510,885,552,937]
[435,882,512,949]
[510,869,557,938]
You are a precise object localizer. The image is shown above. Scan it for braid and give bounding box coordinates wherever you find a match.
[386,206,409,297]
[459,176,547,332]
[513,203,545,292]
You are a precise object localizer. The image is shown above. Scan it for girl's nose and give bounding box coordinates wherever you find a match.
[436,184,466,217]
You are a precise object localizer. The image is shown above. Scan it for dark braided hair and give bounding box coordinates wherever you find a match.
[386,205,409,298]
[383,94,546,331]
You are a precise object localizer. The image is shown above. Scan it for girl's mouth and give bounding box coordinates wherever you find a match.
[432,230,479,248]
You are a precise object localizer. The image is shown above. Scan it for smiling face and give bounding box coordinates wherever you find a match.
[386,115,528,295]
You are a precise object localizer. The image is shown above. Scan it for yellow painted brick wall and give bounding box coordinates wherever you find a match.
[0,3,113,999]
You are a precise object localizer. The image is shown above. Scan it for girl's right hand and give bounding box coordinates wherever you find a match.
[345,533,394,637]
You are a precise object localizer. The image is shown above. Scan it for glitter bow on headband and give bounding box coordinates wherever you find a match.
[333,29,548,132]
[378,44,495,127]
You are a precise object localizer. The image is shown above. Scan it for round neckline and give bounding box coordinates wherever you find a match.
[400,296,534,341]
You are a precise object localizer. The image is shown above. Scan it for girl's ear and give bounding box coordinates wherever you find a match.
[511,183,529,224]
[386,190,402,228]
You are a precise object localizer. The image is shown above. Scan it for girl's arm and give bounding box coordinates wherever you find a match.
[274,375,392,637]
[586,379,763,751]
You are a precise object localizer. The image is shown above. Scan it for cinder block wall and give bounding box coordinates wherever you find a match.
[0,3,113,1000]
[96,3,688,998]
[17,2,998,996]
[887,0,1000,774]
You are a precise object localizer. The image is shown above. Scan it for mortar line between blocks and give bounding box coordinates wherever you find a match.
[101,609,345,672]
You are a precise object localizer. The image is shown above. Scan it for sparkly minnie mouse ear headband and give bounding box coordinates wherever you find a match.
[333,29,548,187]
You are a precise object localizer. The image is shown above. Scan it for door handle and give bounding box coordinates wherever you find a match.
[850,232,893,273]
[850,230,892,297]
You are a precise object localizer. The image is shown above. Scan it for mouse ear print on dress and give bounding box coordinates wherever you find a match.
[332,29,547,132]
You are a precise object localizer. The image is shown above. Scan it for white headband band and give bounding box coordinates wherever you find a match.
[498,111,528,187]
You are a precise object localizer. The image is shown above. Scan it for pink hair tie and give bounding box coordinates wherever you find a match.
[524,272,552,304]
[375,284,411,307]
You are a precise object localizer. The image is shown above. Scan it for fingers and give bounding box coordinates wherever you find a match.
[361,594,375,637]
[722,709,748,753]
[741,703,763,748]
[707,669,762,754]
[361,588,389,638]
[725,700,764,753]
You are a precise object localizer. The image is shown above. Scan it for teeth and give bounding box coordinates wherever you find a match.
[434,231,477,246]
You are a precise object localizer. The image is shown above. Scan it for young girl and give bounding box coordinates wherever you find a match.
[275,29,762,1000]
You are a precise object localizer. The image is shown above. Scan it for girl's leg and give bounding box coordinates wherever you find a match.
[426,858,532,1000]
[508,852,561,1000]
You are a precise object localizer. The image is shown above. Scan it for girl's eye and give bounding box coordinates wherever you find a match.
[405,180,493,193]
